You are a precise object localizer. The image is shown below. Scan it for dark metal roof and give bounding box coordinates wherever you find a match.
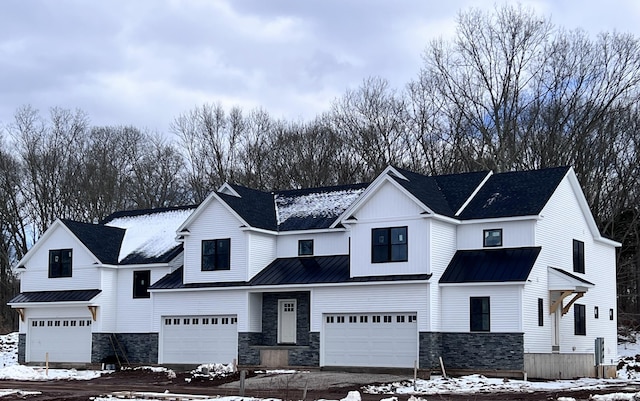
[150,256,431,290]
[9,289,101,304]
[60,219,124,265]
[457,166,570,220]
[549,267,595,286]
[439,247,541,283]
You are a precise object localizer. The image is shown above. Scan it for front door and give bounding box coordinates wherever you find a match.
[278,299,297,344]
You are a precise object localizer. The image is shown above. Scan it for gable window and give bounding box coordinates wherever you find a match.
[298,239,314,256]
[470,297,490,332]
[49,249,72,278]
[538,298,544,327]
[573,239,585,273]
[133,270,151,299]
[574,303,586,335]
[372,226,407,263]
[202,239,231,271]
[483,229,502,247]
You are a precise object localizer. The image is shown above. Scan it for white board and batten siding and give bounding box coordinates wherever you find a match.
[530,176,618,364]
[349,180,430,278]
[275,231,350,259]
[20,224,101,292]
[246,231,276,280]
[457,220,536,250]
[440,285,523,332]
[182,200,248,284]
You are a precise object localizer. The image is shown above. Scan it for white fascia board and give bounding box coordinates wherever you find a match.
[331,168,433,228]
[17,219,102,269]
[455,171,493,217]
[149,279,431,293]
[439,281,527,287]
[239,226,347,235]
[218,183,241,197]
[177,190,250,233]
[422,214,461,225]
[457,215,541,225]
[114,263,169,269]
[8,301,99,308]
[595,237,622,247]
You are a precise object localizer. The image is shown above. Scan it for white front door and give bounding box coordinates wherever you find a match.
[278,299,297,344]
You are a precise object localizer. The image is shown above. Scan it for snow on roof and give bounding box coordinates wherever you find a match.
[274,188,365,225]
[105,208,194,262]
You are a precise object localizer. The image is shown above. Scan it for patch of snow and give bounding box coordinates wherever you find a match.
[275,188,364,225]
[0,364,102,380]
[0,389,41,397]
[591,393,640,401]
[340,391,361,401]
[191,363,235,379]
[105,208,194,262]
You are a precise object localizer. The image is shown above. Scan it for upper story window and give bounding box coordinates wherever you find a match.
[483,229,502,247]
[470,296,490,332]
[133,270,151,299]
[574,303,586,335]
[371,226,407,263]
[573,239,585,273]
[202,239,231,271]
[298,239,314,256]
[49,249,72,278]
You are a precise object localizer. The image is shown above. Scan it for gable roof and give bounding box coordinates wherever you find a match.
[150,256,431,290]
[217,185,277,231]
[103,205,196,264]
[457,166,571,220]
[60,219,124,265]
[439,247,541,283]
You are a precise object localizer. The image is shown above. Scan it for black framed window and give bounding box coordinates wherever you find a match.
[49,249,72,278]
[594,306,599,319]
[133,270,151,299]
[610,308,614,320]
[372,226,407,263]
[470,297,490,332]
[574,303,586,335]
[298,239,314,256]
[573,239,585,273]
[538,298,544,326]
[483,229,503,247]
[202,239,231,271]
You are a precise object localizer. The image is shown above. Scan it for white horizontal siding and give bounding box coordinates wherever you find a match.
[95,268,116,333]
[247,231,276,280]
[429,219,457,332]
[440,285,523,332]
[20,225,101,292]
[457,220,536,250]
[183,200,247,284]
[152,289,248,331]
[311,283,430,332]
[276,231,350,258]
[248,292,262,332]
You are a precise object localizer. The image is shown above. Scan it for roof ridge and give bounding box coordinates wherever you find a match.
[100,204,199,224]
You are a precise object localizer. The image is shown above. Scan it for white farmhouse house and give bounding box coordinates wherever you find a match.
[9,166,619,378]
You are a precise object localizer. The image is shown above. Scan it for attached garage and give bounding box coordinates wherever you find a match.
[28,318,92,363]
[161,315,238,364]
[323,312,418,368]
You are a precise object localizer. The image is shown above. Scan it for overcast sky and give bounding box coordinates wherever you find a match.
[1,0,640,135]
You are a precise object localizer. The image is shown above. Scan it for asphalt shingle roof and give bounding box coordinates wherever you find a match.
[439,247,541,283]
[219,185,277,231]
[9,289,101,304]
[60,219,124,265]
[457,166,570,220]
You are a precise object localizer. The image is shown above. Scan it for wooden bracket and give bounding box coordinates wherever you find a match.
[88,306,97,321]
[561,292,584,315]
[16,308,25,322]
[549,291,573,314]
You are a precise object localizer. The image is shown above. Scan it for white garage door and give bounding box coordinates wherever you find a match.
[28,318,92,363]
[162,315,238,364]
[323,312,418,368]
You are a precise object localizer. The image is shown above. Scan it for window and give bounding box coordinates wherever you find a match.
[133,270,151,299]
[202,239,231,271]
[483,229,503,247]
[372,227,408,263]
[610,308,614,321]
[538,298,544,327]
[49,249,72,278]
[573,239,585,273]
[470,297,490,332]
[298,239,314,256]
[574,304,586,335]
[594,306,599,319]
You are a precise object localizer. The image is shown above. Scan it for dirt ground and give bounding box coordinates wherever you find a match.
[0,369,639,401]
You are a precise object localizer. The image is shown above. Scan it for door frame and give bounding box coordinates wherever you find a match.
[277,299,297,344]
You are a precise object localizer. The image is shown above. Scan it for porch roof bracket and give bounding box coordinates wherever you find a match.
[16,308,25,322]
[561,292,584,315]
[88,305,98,321]
[549,290,574,314]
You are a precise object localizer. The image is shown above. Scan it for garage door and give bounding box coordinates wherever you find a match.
[28,318,92,363]
[323,312,417,368]
[162,315,238,364]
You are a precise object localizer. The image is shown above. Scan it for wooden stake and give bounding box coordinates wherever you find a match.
[45,352,49,376]
[439,356,447,379]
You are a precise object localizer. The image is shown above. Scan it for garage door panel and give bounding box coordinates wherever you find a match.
[162,315,237,364]
[323,313,417,368]
[28,318,92,363]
